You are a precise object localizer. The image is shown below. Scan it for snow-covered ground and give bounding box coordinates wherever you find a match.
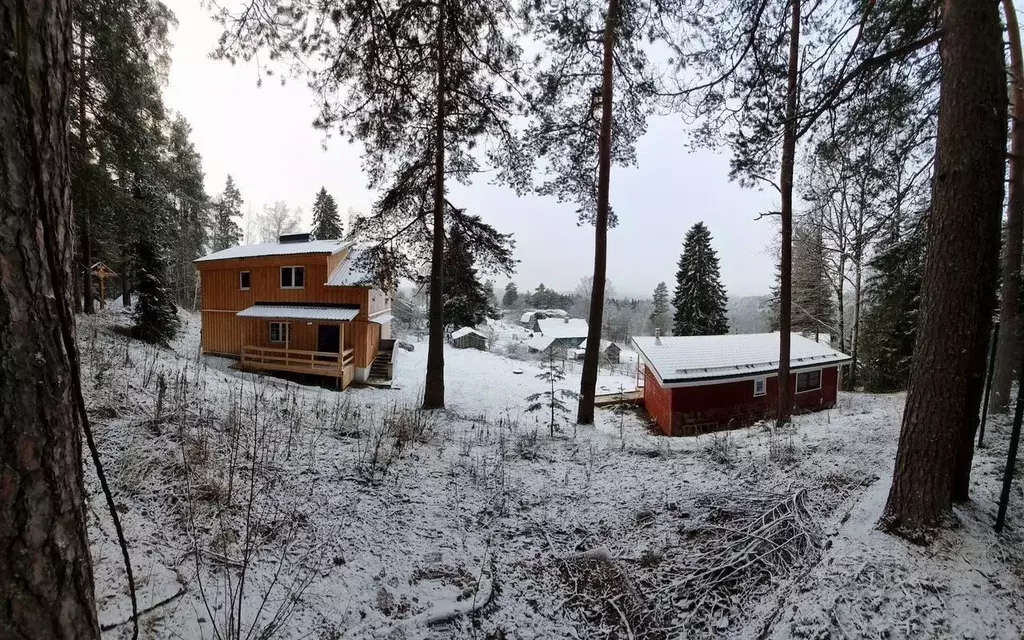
[79,310,1024,639]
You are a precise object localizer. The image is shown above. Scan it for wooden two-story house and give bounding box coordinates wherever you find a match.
[194,234,393,389]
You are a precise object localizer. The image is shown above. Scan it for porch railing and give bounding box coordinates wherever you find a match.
[241,345,355,386]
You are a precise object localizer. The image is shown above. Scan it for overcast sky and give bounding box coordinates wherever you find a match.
[163,0,777,298]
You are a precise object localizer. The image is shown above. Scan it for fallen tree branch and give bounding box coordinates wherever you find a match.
[100,586,187,631]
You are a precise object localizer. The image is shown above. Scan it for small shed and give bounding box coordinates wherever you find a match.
[452,327,488,350]
[631,333,851,437]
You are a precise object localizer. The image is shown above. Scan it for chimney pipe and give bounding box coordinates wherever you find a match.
[564,317,569,323]
[655,328,661,345]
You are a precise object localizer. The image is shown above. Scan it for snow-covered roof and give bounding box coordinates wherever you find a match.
[526,336,556,352]
[631,332,851,384]
[579,338,612,350]
[370,313,393,325]
[327,247,374,287]
[195,240,351,263]
[520,312,535,323]
[236,304,360,322]
[452,327,487,340]
[537,318,589,339]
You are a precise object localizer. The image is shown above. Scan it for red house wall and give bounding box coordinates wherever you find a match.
[645,366,839,436]
[644,368,674,436]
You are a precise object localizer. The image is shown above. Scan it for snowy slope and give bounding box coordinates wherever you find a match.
[77,310,1024,640]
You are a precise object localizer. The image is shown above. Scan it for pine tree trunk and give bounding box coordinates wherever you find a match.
[577,0,618,425]
[881,0,1005,532]
[989,0,1024,414]
[78,26,94,315]
[0,0,101,635]
[776,0,800,428]
[422,0,446,410]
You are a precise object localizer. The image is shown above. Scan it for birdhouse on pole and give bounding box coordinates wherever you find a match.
[90,261,118,310]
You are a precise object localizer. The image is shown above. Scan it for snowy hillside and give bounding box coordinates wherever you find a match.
[79,310,1024,639]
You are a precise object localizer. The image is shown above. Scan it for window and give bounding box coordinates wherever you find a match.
[240,271,251,290]
[269,322,290,344]
[753,376,766,397]
[280,266,305,289]
[796,369,822,393]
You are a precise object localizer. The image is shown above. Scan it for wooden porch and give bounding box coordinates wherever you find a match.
[239,345,356,388]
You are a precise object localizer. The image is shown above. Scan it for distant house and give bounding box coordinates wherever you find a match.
[536,317,589,349]
[575,338,623,362]
[631,332,850,436]
[526,335,557,354]
[451,327,488,350]
[194,235,394,389]
[522,308,569,329]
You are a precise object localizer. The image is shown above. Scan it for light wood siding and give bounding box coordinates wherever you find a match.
[326,246,350,277]
[197,254,369,315]
[348,321,382,368]
[368,288,389,315]
[197,252,372,364]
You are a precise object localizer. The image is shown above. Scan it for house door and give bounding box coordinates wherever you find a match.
[317,324,340,353]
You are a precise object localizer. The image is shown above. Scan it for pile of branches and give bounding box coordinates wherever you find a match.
[655,489,820,636]
[561,547,665,640]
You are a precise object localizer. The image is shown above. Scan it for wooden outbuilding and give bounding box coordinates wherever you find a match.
[194,236,394,389]
[451,327,488,350]
[631,332,850,436]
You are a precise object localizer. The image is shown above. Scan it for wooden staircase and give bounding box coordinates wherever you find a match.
[367,339,396,386]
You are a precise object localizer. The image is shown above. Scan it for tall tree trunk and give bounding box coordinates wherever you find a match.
[78,26,94,314]
[850,255,862,389]
[881,0,1005,532]
[776,0,800,428]
[577,0,618,425]
[423,0,446,409]
[0,0,101,636]
[989,0,1024,414]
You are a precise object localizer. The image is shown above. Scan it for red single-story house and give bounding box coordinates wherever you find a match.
[631,332,851,436]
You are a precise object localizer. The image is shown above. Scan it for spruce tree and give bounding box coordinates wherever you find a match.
[860,215,925,392]
[311,187,343,240]
[672,223,729,336]
[441,227,491,329]
[649,281,670,334]
[211,175,243,251]
[503,282,519,308]
[791,221,836,338]
[131,238,181,345]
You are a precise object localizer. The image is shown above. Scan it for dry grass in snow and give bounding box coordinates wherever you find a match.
[76,310,1024,640]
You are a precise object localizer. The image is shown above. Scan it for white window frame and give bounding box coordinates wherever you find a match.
[269,321,290,344]
[753,376,767,397]
[280,266,305,289]
[795,369,822,394]
[240,270,251,291]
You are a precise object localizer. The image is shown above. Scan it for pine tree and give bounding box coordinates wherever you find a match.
[2,0,102,631]
[649,281,670,334]
[213,0,527,411]
[672,223,729,336]
[503,282,519,308]
[131,238,181,345]
[311,187,343,240]
[211,175,243,251]
[524,0,660,426]
[441,227,491,329]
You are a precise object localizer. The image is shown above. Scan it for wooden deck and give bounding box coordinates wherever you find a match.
[239,345,355,388]
[594,388,644,407]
